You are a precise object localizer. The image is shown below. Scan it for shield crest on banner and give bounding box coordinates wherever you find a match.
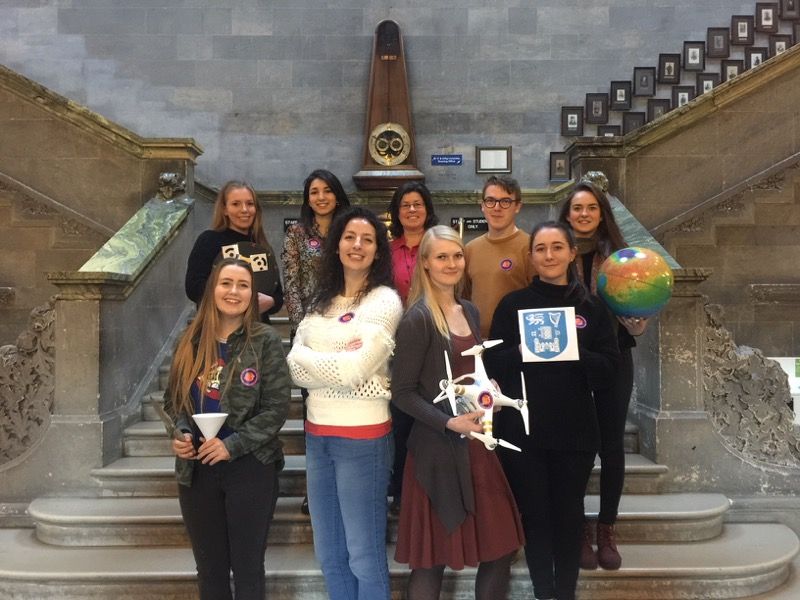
[518,306,580,363]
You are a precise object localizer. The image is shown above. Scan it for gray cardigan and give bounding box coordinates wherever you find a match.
[390,299,481,533]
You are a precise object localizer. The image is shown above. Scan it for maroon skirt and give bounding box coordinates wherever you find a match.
[394,440,525,570]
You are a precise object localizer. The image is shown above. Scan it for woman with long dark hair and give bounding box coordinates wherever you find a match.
[392,225,524,599]
[487,221,619,600]
[287,206,402,600]
[165,257,290,599]
[185,180,283,322]
[557,181,648,571]
[282,169,351,331]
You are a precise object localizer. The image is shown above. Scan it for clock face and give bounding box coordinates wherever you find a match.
[368,122,411,166]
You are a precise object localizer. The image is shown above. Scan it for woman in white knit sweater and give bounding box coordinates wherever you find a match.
[287,206,402,600]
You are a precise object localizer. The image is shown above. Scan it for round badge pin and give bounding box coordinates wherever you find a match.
[309,238,321,249]
[575,315,588,329]
[500,258,513,271]
[339,312,355,323]
[240,368,259,387]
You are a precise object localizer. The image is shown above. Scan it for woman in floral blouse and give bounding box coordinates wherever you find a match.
[282,169,351,332]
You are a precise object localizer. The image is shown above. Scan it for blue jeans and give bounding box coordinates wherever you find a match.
[305,431,393,600]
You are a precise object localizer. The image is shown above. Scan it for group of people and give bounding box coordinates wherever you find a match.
[163,170,646,600]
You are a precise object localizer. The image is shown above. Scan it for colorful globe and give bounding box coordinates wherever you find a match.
[596,247,674,318]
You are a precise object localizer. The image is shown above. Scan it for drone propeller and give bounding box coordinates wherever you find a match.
[520,372,530,435]
[497,438,523,452]
[461,338,503,356]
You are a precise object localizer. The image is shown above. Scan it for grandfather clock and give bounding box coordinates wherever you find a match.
[353,20,425,191]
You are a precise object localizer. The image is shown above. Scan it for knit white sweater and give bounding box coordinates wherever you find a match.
[287,285,402,427]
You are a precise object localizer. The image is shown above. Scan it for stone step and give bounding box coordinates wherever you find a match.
[0,524,796,599]
[123,419,306,456]
[90,453,666,498]
[143,389,305,422]
[27,493,729,548]
[90,454,307,497]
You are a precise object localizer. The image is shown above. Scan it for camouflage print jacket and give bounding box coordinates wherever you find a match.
[164,322,291,487]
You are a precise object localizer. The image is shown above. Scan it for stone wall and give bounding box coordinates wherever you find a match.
[0,0,758,190]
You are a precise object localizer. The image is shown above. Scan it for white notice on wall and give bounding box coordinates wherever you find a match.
[518,307,580,362]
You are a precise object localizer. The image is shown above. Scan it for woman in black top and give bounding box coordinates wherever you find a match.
[486,221,619,600]
[185,180,283,322]
[558,181,648,570]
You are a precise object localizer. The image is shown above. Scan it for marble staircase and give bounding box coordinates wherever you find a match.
[0,315,798,599]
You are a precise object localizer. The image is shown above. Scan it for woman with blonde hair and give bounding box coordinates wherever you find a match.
[165,257,291,599]
[391,225,524,600]
[185,180,283,322]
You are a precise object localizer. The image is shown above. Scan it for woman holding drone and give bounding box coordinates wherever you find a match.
[391,225,524,600]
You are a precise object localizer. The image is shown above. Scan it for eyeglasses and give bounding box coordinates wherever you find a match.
[482,196,518,209]
[399,202,424,211]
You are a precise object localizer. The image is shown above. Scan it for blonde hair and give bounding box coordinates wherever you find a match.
[407,225,465,338]
[211,180,269,247]
[167,258,260,417]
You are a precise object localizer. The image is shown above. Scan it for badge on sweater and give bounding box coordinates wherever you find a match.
[339,312,355,323]
[518,307,580,362]
[308,238,321,249]
[240,368,259,387]
[500,258,513,271]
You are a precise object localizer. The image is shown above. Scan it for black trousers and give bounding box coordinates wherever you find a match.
[513,447,595,600]
[179,454,280,600]
[592,347,634,524]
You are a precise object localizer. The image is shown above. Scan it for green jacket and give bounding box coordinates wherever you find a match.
[164,322,291,487]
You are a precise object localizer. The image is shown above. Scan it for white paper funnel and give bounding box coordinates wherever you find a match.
[192,413,228,439]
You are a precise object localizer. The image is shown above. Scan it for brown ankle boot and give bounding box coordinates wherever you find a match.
[579,521,598,570]
[596,522,622,570]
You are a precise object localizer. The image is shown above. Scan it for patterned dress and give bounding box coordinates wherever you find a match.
[281,222,325,330]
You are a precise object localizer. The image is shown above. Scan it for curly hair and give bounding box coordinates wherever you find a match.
[299,169,351,231]
[308,206,394,314]
[387,181,438,239]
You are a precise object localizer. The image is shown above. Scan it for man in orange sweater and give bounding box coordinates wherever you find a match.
[464,175,535,338]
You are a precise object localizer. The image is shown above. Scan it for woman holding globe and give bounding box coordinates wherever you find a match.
[557,180,648,571]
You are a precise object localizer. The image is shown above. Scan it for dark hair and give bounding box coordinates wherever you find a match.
[309,206,394,314]
[387,181,439,238]
[557,181,626,257]
[529,221,588,303]
[482,175,521,204]
[300,169,351,231]
[211,180,268,247]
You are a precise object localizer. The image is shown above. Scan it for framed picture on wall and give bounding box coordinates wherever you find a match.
[549,152,571,182]
[756,3,779,33]
[769,34,793,56]
[585,93,609,124]
[683,41,705,71]
[707,27,731,58]
[745,47,769,69]
[622,112,646,135]
[610,81,632,110]
[721,59,745,82]
[781,0,800,19]
[731,15,755,45]
[696,72,720,95]
[597,125,621,137]
[475,146,512,174]
[671,85,696,109]
[560,106,584,136]
[646,98,672,122]
[658,53,681,84]
[633,67,656,96]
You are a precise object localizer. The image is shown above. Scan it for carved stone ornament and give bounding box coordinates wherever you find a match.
[60,217,91,236]
[20,197,56,217]
[581,171,609,193]
[156,172,186,201]
[0,302,55,465]
[703,303,800,467]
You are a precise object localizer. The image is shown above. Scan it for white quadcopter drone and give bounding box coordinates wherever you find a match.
[433,339,529,452]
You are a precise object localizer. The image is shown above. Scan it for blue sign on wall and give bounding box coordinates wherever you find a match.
[431,154,463,166]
